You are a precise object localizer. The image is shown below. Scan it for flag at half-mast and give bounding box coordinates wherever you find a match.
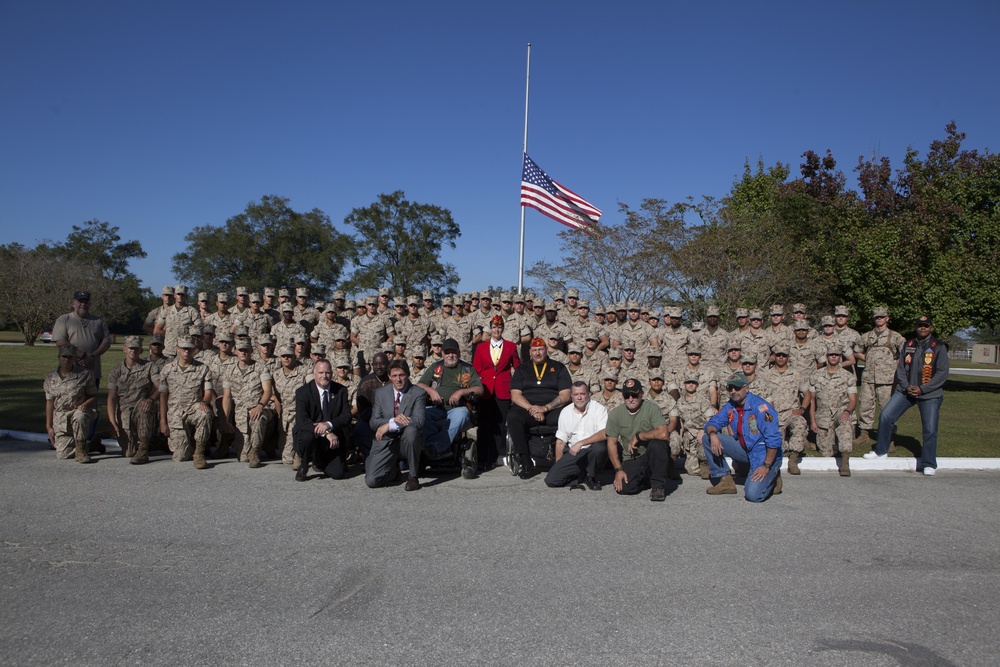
[520,153,602,234]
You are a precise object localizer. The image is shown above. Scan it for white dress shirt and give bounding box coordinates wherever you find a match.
[556,399,608,449]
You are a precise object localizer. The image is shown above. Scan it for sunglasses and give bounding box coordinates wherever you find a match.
[726,385,745,391]
[622,392,641,399]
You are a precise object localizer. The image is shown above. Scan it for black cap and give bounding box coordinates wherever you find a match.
[621,378,643,395]
[73,290,91,301]
[442,338,460,352]
[915,315,933,327]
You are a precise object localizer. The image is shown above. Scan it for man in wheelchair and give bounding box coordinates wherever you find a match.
[416,338,484,479]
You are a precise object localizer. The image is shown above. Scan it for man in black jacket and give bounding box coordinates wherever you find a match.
[293,359,351,481]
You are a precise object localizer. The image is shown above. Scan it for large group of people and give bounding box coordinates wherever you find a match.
[43,285,949,500]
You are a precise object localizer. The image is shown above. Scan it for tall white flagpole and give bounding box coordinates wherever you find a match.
[517,43,531,293]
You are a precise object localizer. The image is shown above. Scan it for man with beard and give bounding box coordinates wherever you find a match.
[417,338,483,477]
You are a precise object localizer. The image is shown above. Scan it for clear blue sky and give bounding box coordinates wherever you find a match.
[2,1,998,298]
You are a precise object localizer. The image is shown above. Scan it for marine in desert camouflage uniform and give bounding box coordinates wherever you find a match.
[43,345,99,462]
[107,336,160,464]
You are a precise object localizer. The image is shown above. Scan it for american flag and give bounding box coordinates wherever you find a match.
[520,153,602,234]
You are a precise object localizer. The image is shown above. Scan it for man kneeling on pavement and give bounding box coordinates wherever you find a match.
[701,372,783,502]
[606,378,675,502]
[544,381,608,490]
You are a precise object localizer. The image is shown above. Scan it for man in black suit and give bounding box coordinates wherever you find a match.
[293,359,351,482]
[368,359,427,491]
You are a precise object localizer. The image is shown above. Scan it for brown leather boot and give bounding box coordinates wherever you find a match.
[130,440,150,465]
[839,454,851,477]
[707,474,736,495]
[787,452,800,475]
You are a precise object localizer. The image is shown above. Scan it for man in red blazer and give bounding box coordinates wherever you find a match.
[473,315,520,470]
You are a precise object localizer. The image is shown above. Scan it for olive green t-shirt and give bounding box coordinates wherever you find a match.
[605,399,666,459]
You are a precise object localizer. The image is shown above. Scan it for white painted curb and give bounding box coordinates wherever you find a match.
[0,430,121,451]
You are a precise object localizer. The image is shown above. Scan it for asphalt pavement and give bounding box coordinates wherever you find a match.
[2,437,999,666]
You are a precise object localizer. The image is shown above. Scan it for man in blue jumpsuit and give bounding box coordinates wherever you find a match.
[701,371,783,502]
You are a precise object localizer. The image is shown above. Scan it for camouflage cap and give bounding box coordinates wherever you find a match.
[727,338,743,350]
[544,301,557,311]
[234,339,253,351]
[332,290,346,300]
[873,306,889,318]
[378,287,390,297]
[278,345,295,357]
[174,285,188,295]
[772,342,791,355]
[770,304,785,316]
[500,291,512,302]
[233,325,249,338]
[608,348,623,359]
[365,294,378,305]
[602,368,620,381]
[216,292,229,302]
[735,308,749,318]
[741,351,759,364]
[647,369,665,381]
[820,315,835,326]
[334,331,348,341]
[324,302,337,313]
[176,336,196,349]
[235,286,248,296]
[706,305,721,317]
[410,345,427,359]
[825,342,846,357]
[202,324,216,335]
[566,288,579,298]
[344,299,355,309]
[161,285,175,295]
[553,291,565,301]
[683,370,701,384]
[645,342,662,357]
[216,331,234,343]
[686,344,702,355]
[577,299,590,309]
[622,340,637,350]
[188,324,203,336]
[394,339,407,347]
[640,304,650,314]
[626,300,641,311]
[314,301,325,310]
[792,303,807,314]
[331,351,351,367]
[249,292,262,303]
[748,309,764,320]
[312,343,326,355]
[263,287,277,297]
[649,309,661,320]
[690,320,705,331]
[725,372,749,388]
[667,307,683,319]
[279,288,292,298]
[479,291,493,301]
[834,305,850,316]
[296,287,309,298]
[793,320,811,331]
[58,343,78,357]
[430,335,444,346]
[524,292,536,302]
[621,378,643,395]
[422,290,434,301]
[257,334,274,346]
[125,336,143,349]
[197,292,209,302]
[567,343,583,354]
[513,293,525,303]
[294,333,308,344]
[615,302,627,311]
[150,335,164,345]
[441,296,453,306]
[407,295,420,306]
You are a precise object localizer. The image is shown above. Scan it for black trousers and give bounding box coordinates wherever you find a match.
[545,442,609,486]
[507,404,559,458]
[617,439,669,494]
[478,395,510,466]
[295,430,347,479]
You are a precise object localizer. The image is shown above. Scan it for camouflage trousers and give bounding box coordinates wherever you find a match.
[234,406,276,461]
[166,403,212,462]
[858,383,893,430]
[114,401,157,457]
[678,429,707,474]
[52,408,96,460]
[815,419,854,457]
[778,410,808,453]
[279,412,296,464]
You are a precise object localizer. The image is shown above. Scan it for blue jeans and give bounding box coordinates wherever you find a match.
[701,433,780,503]
[875,391,942,470]
[424,406,472,454]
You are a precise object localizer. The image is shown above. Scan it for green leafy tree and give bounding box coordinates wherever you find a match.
[342,191,460,297]
[172,195,353,297]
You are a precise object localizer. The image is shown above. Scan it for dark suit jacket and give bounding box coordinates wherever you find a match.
[293,380,351,440]
[370,382,427,434]
[473,338,520,400]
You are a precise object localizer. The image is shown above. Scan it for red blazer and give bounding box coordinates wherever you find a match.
[473,338,521,400]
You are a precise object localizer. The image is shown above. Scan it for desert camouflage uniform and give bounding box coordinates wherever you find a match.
[313,318,351,350]
[746,373,775,405]
[764,325,793,355]
[204,311,236,335]
[107,359,160,457]
[763,366,808,454]
[593,388,624,413]
[441,314,475,362]
[644,389,682,458]
[503,312,532,345]
[271,319,306,348]
[807,367,857,456]
[857,328,905,430]
[565,363,598,393]
[658,325,690,372]
[616,320,657,354]
[352,313,393,367]
[158,359,213,461]
[738,329,771,365]
[581,349,608,377]
[533,319,570,349]
[222,361,275,462]
[833,326,863,358]
[240,310,273,340]
[271,361,310,464]
[395,316,432,359]
[293,305,321,335]
[43,367,98,459]
[789,338,826,373]
[157,305,201,356]
[698,327,730,370]
[675,392,716,474]
[667,367,716,403]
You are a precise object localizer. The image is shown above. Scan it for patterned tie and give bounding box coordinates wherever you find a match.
[394,391,400,417]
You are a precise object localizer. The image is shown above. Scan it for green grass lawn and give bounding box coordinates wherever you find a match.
[1,343,998,456]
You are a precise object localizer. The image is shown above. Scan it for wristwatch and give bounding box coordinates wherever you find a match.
[761,461,772,470]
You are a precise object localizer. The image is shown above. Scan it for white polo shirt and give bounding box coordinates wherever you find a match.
[556,399,608,449]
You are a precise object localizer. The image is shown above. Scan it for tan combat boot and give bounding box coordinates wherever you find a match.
[130,440,150,465]
[706,474,737,495]
[787,452,801,475]
[248,445,263,469]
[292,453,302,469]
[699,461,710,480]
[839,454,851,477]
[193,440,208,470]
[74,440,92,464]
[773,473,783,495]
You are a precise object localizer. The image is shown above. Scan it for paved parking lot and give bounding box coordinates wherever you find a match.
[2,437,998,666]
